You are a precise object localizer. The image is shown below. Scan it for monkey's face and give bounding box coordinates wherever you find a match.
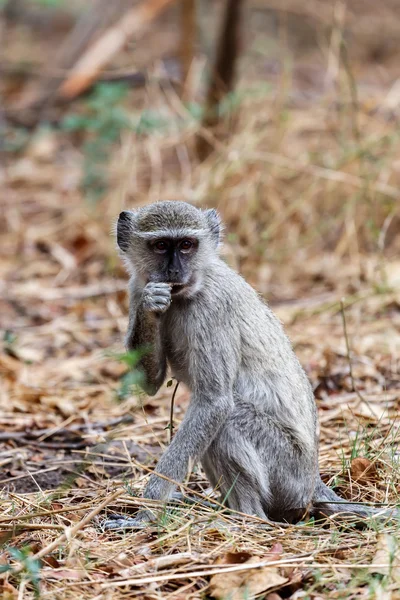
[116,202,222,295]
[145,235,200,294]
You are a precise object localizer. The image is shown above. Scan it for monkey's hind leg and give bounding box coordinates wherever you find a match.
[202,446,270,520]
[201,418,272,520]
[201,409,315,524]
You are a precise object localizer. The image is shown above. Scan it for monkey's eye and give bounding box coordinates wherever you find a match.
[154,240,168,253]
[179,240,193,253]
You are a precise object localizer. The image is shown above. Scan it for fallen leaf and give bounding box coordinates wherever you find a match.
[266,543,283,561]
[2,580,19,600]
[75,477,89,488]
[41,568,87,581]
[41,555,60,569]
[217,552,252,565]
[350,457,377,483]
[0,353,21,377]
[354,402,387,421]
[371,534,400,582]
[0,531,14,546]
[209,552,288,600]
[40,395,76,417]
[384,261,400,290]
[87,464,109,478]
[9,345,45,363]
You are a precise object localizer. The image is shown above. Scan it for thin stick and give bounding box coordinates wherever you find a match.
[100,555,312,588]
[0,501,105,523]
[11,489,122,573]
[169,380,180,443]
[340,298,374,416]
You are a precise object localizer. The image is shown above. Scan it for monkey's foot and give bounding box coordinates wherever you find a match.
[103,510,155,531]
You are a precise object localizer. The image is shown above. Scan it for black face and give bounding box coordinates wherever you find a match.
[148,237,198,292]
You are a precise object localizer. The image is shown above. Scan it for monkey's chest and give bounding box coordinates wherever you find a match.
[162,317,191,386]
[165,344,191,386]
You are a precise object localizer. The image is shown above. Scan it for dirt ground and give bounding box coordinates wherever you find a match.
[1,1,400,598]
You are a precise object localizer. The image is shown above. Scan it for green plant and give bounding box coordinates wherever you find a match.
[0,124,30,154]
[62,83,131,201]
[112,348,148,400]
[157,505,180,531]
[1,547,41,598]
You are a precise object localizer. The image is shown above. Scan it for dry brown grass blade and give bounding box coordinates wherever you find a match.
[243,150,400,201]
[59,0,179,99]
[10,489,123,575]
[0,280,127,301]
[99,556,311,589]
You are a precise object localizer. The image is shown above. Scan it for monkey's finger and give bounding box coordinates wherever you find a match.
[147,300,172,312]
[102,515,152,530]
[150,294,172,303]
[143,291,171,304]
[150,305,170,314]
[145,282,172,293]
[148,290,172,300]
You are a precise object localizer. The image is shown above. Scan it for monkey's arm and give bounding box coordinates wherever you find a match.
[143,390,234,498]
[126,280,169,396]
[103,393,234,530]
[142,314,238,502]
[103,320,238,530]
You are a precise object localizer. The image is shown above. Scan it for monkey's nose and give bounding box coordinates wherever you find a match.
[168,268,180,278]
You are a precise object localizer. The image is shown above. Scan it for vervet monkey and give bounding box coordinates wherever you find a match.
[105,200,386,529]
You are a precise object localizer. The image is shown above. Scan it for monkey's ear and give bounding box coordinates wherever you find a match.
[116,210,135,252]
[204,208,222,247]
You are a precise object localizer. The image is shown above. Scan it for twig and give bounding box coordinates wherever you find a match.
[168,380,180,443]
[0,501,105,524]
[100,555,312,588]
[0,416,133,443]
[0,280,127,301]
[340,298,375,416]
[11,489,122,573]
[1,523,64,531]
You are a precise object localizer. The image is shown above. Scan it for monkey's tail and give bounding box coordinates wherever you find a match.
[311,478,398,521]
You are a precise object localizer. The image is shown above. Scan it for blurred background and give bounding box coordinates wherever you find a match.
[2,0,400,297]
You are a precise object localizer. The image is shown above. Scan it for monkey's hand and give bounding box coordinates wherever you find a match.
[142,282,171,314]
[103,509,156,531]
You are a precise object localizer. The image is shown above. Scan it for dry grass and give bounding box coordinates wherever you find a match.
[1,1,400,598]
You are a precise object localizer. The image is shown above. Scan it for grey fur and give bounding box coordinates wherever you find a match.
[105,201,393,530]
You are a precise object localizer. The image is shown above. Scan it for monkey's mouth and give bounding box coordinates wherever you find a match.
[170,283,186,295]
